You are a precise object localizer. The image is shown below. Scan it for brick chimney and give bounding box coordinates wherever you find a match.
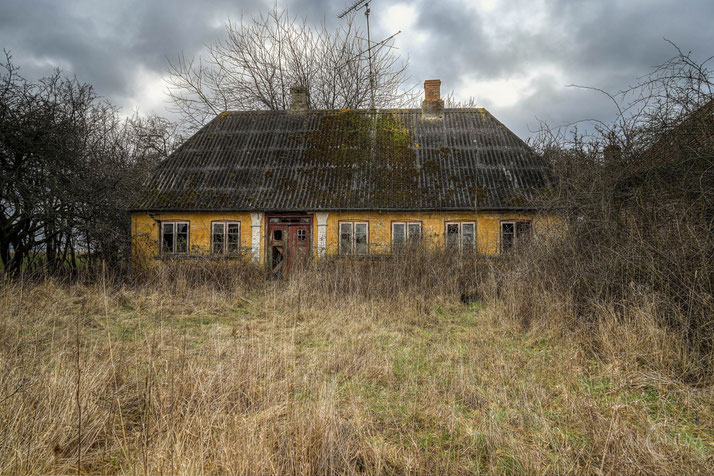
[289,85,308,113]
[422,79,444,121]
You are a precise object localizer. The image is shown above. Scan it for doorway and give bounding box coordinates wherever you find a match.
[267,215,312,276]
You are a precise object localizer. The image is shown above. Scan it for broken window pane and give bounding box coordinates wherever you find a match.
[162,223,174,254]
[340,223,353,254]
[271,246,283,276]
[392,223,405,245]
[446,223,459,248]
[355,223,368,255]
[212,223,225,254]
[227,223,240,253]
[407,223,421,243]
[176,223,188,253]
[273,229,283,241]
[462,223,475,247]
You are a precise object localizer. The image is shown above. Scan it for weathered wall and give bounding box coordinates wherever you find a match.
[131,212,257,268]
[319,211,554,256]
[131,210,557,266]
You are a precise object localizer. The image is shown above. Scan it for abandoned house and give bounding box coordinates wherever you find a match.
[131,80,554,272]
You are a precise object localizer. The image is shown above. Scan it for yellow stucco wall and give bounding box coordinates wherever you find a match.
[131,210,557,267]
[320,211,554,256]
[131,212,257,268]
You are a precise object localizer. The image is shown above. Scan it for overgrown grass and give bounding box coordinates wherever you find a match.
[1,257,712,475]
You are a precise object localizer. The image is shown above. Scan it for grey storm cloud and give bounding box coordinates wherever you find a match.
[1,0,713,138]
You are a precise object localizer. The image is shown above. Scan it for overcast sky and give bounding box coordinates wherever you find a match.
[1,0,713,138]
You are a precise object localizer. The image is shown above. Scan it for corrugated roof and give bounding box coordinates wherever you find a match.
[134,108,552,211]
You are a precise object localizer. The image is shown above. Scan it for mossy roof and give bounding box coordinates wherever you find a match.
[134,108,552,211]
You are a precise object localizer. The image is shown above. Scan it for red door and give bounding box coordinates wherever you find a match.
[267,216,312,276]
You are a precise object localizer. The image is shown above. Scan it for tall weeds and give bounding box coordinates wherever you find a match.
[0,249,712,474]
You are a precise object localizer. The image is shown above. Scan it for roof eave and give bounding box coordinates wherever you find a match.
[129,206,543,214]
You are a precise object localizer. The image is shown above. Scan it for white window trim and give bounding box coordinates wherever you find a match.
[445,221,476,251]
[338,221,369,255]
[211,220,241,255]
[500,220,532,253]
[160,221,190,255]
[391,221,422,246]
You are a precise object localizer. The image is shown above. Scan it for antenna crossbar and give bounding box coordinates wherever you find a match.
[341,31,401,67]
[338,0,369,18]
[355,31,401,49]
[338,0,399,110]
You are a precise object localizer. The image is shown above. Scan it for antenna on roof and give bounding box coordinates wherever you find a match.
[338,0,399,110]
[337,0,369,18]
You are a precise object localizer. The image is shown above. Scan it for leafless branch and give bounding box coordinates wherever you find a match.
[165,5,412,132]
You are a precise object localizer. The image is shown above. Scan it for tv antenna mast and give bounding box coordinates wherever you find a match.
[338,0,399,109]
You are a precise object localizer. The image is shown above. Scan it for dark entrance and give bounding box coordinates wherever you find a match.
[267,215,312,276]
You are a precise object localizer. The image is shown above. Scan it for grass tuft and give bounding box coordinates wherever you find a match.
[1,255,712,474]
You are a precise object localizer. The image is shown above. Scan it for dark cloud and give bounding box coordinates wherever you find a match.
[1,0,713,138]
[395,0,714,136]
[0,0,267,102]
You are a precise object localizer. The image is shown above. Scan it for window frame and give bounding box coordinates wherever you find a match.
[445,221,476,251]
[391,221,423,247]
[500,219,532,253]
[338,221,370,256]
[160,220,190,255]
[211,220,241,255]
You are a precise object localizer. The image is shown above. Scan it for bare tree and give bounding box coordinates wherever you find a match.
[165,5,413,131]
[443,91,478,108]
[519,43,714,377]
[0,52,179,275]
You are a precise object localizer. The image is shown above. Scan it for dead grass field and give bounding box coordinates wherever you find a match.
[1,272,713,475]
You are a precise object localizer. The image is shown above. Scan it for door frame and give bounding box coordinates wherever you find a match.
[265,213,314,271]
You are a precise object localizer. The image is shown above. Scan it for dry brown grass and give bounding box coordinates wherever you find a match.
[0,259,713,475]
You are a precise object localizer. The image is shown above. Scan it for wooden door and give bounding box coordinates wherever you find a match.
[287,224,311,271]
[267,216,312,276]
[268,224,288,277]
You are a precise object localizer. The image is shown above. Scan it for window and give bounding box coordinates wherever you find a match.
[269,217,310,224]
[161,221,189,254]
[501,220,532,252]
[445,221,476,251]
[339,222,369,255]
[392,222,422,247]
[212,221,241,255]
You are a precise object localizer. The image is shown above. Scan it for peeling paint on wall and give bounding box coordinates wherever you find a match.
[131,210,558,265]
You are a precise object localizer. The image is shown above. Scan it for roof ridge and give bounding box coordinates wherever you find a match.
[218,107,489,115]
